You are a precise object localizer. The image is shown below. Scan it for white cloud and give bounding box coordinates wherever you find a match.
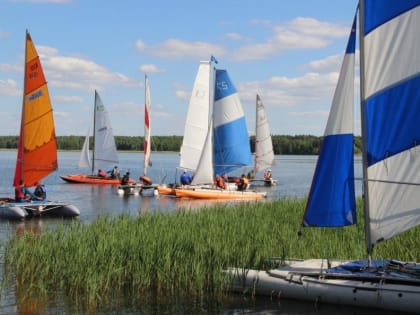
[139,64,163,73]
[231,17,351,61]
[0,79,19,96]
[145,39,226,60]
[36,45,140,91]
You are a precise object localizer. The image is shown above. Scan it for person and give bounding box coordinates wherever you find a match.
[264,169,272,180]
[139,175,153,186]
[120,172,131,185]
[180,171,192,185]
[109,166,120,179]
[236,174,249,191]
[247,169,255,180]
[15,180,31,202]
[97,169,107,178]
[214,175,226,189]
[32,181,46,201]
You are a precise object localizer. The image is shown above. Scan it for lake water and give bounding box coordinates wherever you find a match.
[0,151,388,314]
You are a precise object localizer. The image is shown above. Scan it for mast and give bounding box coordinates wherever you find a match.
[254,94,258,174]
[358,1,373,258]
[92,90,97,174]
[19,30,29,184]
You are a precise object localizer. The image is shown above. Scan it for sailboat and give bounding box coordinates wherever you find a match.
[60,91,134,185]
[0,30,80,220]
[157,60,212,196]
[118,74,156,196]
[226,2,420,313]
[249,94,277,187]
[174,61,267,200]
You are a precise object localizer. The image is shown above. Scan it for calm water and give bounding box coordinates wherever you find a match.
[0,151,384,315]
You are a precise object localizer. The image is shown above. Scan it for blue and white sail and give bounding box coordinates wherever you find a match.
[360,1,420,252]
[303,13,357,227]
[213,69,252,176]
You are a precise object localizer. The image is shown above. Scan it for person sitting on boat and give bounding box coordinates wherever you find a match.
[264,169,272,180]
[109,166,120,179]
[32,181,46,201]
[214,175,226,189]
[236,174,249,191]
[139,175,153,186]
[14,180,32,202]
[247,169,255,180]
[97,169,107,178]
[180,171,192,185]
[120,172,131,185]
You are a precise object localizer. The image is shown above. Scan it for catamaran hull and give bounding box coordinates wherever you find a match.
[117,184,158,196]
[175,188,266,200]
[226,259,420,314]
[60,174,135,185]
[0,201,80,220]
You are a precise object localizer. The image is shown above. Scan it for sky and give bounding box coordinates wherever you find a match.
[0,0,360,137]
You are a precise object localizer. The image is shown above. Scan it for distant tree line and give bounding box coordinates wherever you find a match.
[0,135,362,155]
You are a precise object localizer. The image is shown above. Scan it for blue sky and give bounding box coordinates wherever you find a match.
[0,0,359,137]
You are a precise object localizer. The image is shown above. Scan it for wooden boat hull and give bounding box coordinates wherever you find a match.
[0,200,80,220]
[226,258,420,313]
[60,174,135,185]
[175,188,266,200]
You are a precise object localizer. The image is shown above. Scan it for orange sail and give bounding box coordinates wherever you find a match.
[13,31,58,187]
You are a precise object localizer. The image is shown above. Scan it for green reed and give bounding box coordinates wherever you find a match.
[3,198,420,308]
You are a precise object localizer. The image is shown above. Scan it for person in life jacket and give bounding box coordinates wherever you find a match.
[97,169,107,178]
[236,174,249,191]
[139,175,153,186]
[214,175,226,189]
[15,180,32,202]
[120,172,131,185]
[33,181,47,200]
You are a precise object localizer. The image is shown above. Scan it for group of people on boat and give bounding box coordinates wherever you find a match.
[97,166,121,179]
[15,180,47,202]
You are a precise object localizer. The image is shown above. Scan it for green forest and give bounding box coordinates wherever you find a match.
[0,135,362,155]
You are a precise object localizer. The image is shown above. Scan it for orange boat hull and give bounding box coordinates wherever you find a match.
[60,174,135,185]
[157,186,176,196]
[175,188,265,200]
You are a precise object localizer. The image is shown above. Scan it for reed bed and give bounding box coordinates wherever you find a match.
[3,198,420,308]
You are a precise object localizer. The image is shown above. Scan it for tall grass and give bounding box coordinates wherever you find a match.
[3,198,420,308]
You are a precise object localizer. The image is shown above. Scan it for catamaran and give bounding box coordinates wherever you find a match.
[249,94,277,187]
[118,74,157,195]
[0,31,80,220]
[226,1,420,313]
[174,59,266,200]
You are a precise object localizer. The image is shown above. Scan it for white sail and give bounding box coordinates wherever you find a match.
[179,61,211,172]
[191,120,214,185]
[254,94,275,173]
[92,90,119,172]
[361,3,420,250]
[78,128,90,168]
